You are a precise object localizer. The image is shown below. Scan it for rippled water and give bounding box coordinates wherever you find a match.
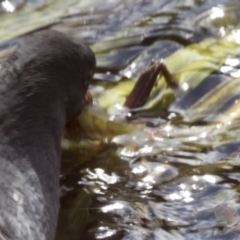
[2,0,240,239]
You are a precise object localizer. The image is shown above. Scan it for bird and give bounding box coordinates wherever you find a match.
[0,30,96,240]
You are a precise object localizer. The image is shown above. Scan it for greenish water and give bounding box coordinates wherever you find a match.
[2,0,240,239]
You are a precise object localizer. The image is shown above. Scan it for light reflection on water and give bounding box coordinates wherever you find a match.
[66,109,240,239]
[210,7,225,20]
[1,0,15,12]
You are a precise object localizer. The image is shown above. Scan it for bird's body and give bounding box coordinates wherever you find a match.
[0,30,95,239]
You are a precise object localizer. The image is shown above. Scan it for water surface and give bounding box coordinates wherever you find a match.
[2,0,240,239]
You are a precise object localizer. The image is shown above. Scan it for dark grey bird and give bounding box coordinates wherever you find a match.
[0,30,95,239]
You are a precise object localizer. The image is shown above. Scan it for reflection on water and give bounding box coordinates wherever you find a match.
[3,0,240,239]
[1,0,15,12]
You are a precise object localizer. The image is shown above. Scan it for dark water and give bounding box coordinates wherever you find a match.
[2,0,240,239]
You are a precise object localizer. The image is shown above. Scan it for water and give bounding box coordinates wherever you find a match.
[2,0,240,239]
